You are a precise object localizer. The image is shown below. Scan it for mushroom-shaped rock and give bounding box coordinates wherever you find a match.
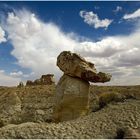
[54,51,112,122]
[57,51,111,83]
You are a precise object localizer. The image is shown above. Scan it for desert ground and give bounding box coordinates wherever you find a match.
[0,84,140,139]
[0,1,140,139]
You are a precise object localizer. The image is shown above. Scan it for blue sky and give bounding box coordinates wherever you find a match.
[0,1,140,86]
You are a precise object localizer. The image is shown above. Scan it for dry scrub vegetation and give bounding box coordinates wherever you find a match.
[90,85,140,110]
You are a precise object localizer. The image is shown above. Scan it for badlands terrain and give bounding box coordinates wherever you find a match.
[0,51,140,139]
[0,84,140,139]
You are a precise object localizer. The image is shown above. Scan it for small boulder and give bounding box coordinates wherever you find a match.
[0,92,21,126]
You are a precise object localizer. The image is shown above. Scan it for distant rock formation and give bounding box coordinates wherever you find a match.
[17,82,24,88]
[26,74,55,86]
[26,80,34,86]
[41,74,55,85]
[53,51,111,122]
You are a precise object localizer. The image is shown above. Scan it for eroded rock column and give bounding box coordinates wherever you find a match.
[53,74,90,122]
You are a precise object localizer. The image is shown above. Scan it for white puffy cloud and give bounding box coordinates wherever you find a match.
[76,37,123,58]
[79,10,113,29]
[10,71,23,77]
[113,6,122,13]
[0,26,6,43]
[10,70,35,79]
[123,8,140,20]
[0,9,140,86]
[4,10,78,81]
[75,28,140,85]
[0,70,21,86]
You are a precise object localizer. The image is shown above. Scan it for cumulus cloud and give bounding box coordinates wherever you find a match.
[0,9,140,85]
[10,70,35,79]
[76,37,123,58]
[3,10,78,81]
[123,8,140,20]
[113,6,122,13]
[10,71,23,77]
[75,28,140,85]
[0,70,21,86]
[0,26,6,43]
[79,10,113,29]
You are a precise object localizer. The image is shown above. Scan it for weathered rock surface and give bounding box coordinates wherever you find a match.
[53,74,89,122]
[0,85,55,127]
[26,80,34,86]
[0,99,140,139]
[124,128,140,139]
[26,74,55,86]
[0,84,100,126]
[57,51,111,83]
[20,86,55,123]
[0,90,21,127]
[41,74,55,85]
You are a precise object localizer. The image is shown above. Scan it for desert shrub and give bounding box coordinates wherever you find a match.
[98,90,138,109]
[99,92,121,108]
[89,92,100,112]
[115,128,125,139]
[0,120,4,128]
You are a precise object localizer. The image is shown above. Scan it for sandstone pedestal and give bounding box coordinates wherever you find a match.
[53,74,90,122]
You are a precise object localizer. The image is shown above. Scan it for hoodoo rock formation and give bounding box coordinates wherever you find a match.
[26,74,55,86]
[53,51,111,122]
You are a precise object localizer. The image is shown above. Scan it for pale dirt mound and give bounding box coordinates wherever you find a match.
[0,85,55,126]
[0,99,140,139]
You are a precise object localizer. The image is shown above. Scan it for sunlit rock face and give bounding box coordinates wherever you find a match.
[54,51,112,122]
[57,51,111,83]
[53,74,90,122]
